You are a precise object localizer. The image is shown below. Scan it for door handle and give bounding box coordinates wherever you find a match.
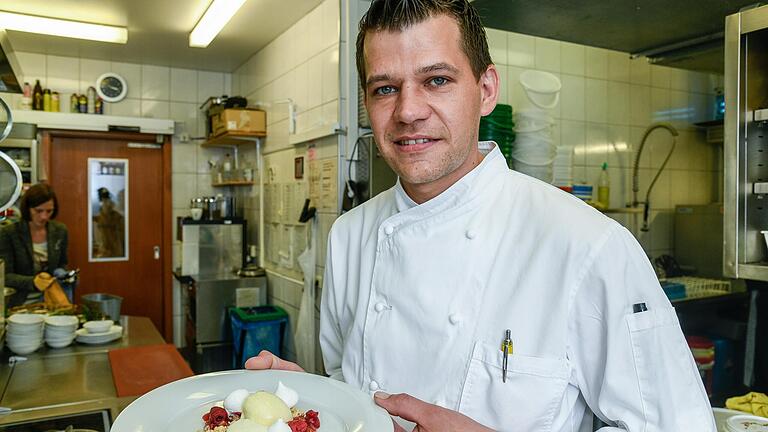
[153,246,160,260]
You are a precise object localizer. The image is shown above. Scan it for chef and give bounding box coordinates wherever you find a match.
[0,183,71,307]
[246,0,716,430]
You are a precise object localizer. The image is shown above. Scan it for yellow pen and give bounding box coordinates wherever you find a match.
[502,329,512,383]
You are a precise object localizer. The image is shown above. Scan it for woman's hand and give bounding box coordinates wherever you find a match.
[243,350,305,372]
[374,392,495,432]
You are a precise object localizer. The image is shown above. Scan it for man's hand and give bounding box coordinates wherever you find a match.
[243,350,305,372]
[374,392,495,432]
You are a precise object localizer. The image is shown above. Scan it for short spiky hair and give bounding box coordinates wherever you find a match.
[356,0,492,89]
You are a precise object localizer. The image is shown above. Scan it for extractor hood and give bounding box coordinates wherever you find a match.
[472,0,763,74]
[0,30,22,93]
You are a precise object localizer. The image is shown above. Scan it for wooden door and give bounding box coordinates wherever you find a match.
[42,130,172,339]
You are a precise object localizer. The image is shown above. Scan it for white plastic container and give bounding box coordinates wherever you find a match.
[519,70,562,109]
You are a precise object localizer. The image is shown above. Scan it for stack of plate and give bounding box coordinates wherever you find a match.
[44,315,79,348]
[76,320,123,345]
[6,313,44,355]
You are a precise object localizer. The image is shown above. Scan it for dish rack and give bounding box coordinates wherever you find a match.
[664,276,731,300]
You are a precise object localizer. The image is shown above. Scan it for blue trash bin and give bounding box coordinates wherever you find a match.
[230,306,288,368]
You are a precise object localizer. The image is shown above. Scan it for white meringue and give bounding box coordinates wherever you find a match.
[273,381,299,408]
[267,419,292,432]
[224,388,250,413]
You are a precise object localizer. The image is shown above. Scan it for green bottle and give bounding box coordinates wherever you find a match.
[598,162,610,208]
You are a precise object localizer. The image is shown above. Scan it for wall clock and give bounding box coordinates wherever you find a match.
[95,72,127,103]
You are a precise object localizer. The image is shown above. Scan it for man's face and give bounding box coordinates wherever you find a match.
[363,14,498,200]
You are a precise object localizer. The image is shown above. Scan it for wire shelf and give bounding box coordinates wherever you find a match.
[664,276,731,300]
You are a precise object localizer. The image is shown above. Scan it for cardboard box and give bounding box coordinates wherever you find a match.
[211,108,266,137]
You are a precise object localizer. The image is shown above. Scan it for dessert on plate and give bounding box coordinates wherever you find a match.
[201,381,320,432]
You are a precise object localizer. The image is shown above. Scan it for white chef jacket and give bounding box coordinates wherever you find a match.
[320,143,716,431]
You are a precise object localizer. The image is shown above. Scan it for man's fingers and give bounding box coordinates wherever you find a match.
[374,392,437,424]
[243,350,304,372]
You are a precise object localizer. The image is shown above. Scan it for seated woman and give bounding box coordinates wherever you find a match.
[0,183,69,307]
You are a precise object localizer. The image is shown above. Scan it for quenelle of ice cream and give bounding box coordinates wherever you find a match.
[242,392,292,426]
[227,418,268,432]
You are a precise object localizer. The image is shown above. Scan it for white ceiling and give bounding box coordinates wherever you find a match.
[1,0,324,72]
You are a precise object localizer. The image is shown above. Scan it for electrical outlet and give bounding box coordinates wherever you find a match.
[179,132,190,143]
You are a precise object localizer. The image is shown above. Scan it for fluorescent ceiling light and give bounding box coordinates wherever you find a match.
[0,11,127,44]
[189,0,246,48]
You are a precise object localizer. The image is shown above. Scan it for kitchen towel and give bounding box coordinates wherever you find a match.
[727,392,768,417]
[108,343,194,397]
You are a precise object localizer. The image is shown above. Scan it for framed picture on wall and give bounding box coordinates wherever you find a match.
[295,156,304,179]
[88,158,129,262]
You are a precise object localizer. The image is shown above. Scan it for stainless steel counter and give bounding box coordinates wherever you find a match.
[0,316,165,428]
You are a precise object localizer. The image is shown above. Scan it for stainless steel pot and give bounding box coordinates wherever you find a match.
[4,286,15,304]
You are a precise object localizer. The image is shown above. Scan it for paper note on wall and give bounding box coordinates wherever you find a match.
[309,159,337,212]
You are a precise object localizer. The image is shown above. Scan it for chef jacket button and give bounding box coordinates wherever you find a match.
[449,313,461,325]
[465,230,476,239]
[384,225,394,236]
[369,380,380,391]
[374,302,387,312]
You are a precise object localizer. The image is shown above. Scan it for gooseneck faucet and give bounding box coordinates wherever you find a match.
[631,122,679,232]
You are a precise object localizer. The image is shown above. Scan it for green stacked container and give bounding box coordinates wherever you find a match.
[479,104,515,165]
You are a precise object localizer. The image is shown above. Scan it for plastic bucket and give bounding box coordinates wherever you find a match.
[515,109,555,133]
[516,128,554,142]
[512,158,553,183]
[82,293,123,321]
[519,70,561,109]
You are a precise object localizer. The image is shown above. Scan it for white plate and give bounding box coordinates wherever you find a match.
[75,325,122,344]
[112,369,394,432]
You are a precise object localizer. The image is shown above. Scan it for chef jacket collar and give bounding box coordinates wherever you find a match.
[393,141,505,216]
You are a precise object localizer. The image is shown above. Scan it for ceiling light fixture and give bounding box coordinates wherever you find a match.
[0,11,127,44]
[189,0,246,48]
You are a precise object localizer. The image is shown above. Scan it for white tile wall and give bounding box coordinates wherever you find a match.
[230,0,340,372]
[490,32,723,259]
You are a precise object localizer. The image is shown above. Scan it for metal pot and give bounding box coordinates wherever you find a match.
[237,265,265,278]
[4,287,15,304]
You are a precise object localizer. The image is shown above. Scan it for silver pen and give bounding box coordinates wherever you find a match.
[502,329,512,383]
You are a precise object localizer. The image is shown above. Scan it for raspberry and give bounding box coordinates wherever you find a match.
[288,419,309,432]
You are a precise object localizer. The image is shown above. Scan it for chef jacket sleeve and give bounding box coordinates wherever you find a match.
[319,229,345,382]
[566,225,716,431]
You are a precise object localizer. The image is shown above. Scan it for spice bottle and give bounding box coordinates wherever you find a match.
[70,94,79,113]
[32,80,43,110]
[43,89,51,111]
[87,87,96,114]
[78,94,88,113]
[51,92,60,112]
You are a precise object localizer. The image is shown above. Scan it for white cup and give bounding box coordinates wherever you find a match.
[190,208,203,221]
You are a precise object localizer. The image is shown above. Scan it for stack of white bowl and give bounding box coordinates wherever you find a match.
[6,313,44,355]
[44,315,79,348]
[512,108,556,182]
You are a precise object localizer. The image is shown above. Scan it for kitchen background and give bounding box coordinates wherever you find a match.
[0,0,740,376]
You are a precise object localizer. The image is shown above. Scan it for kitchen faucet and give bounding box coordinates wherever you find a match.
[631,122,679,232]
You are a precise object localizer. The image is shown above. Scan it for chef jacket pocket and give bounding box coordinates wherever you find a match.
[458,340,570,431]
[626,306,707,421]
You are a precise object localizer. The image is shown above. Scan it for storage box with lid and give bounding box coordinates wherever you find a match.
[210,108,266,137]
